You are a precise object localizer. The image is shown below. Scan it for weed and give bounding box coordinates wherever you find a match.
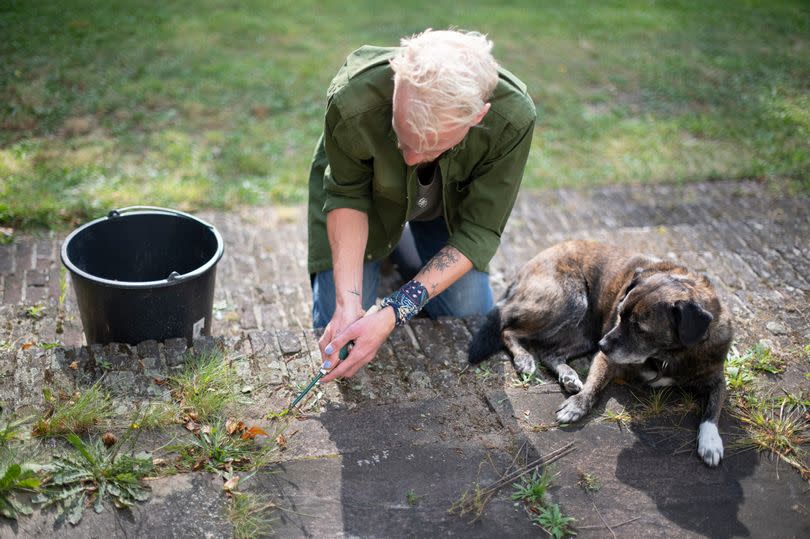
[38,341,61,351]
[169,421,275,474]
[170,350,237,422]
[731,398,809,480]
[448,482,489,520]
[34,433,152,525]
[576,470,601,493]
[632,387,672,417]
[33,385,112,437]
[228,490,277,539]
[601,408,632,429]
[0,449,41,520]
[672,389,699,415]
[406,488,420,507]
[0,415,30,447]
[25,304,46,320]
[474,364,496,381]
[510,371,545,388]
[533,503,577,539]
[725,346,758,393]
[129,402,180,430]
[512,467,555,505]
[749,342,784,374]
[97,358,112,371]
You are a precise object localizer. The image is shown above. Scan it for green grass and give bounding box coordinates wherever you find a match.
[1,0,808,229]
[33,384,113,437]
[228,490,278,539]
[169,349,238,422]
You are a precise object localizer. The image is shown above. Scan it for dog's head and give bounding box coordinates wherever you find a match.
[598,269,715,365]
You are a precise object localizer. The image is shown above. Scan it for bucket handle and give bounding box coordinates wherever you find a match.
[108,206,216,230]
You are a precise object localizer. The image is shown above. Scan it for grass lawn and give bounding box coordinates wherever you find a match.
[1,0,808,229]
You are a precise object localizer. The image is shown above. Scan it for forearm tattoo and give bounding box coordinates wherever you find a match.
[421,246,460,274]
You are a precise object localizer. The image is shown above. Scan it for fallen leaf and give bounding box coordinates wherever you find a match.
[226,419,246,436]
[274,433,287,449]
[201,425,212,435]
[69,361,78,370]
[152,458,167,467]
[223,476,240,492]
[102,432,118,447]
[21,342,35,350]
[242,426,270,440]
[153,377,167,385]
[184,420,200,433]
[187,411,198,421]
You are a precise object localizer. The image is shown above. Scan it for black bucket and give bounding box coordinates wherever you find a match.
[61,206,225,345]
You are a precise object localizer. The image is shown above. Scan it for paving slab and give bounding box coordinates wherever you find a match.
[0,180,808,537]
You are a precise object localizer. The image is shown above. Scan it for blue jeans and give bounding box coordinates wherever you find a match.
[311,217,494,328]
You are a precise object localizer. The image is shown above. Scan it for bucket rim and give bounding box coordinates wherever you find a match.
[60,206,225,290]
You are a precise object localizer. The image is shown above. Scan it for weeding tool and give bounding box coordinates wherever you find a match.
[287,304,380,410]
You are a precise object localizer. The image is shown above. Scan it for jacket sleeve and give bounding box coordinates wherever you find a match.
[320,104,374,214]
[446,119,534,272]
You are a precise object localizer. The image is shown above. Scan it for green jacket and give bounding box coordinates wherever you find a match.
[307,46,536,274]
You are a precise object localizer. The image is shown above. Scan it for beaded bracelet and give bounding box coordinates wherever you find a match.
[380,280,429,327]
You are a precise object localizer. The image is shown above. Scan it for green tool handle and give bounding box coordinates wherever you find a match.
[289,370,325,409]
[288,304,380,409]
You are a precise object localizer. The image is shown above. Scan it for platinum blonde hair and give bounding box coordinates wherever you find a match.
[390,29,499,151]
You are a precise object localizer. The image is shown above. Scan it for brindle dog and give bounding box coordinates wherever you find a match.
[469,240,733,466]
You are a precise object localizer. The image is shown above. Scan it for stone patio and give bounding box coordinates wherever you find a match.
[1,180,808,537]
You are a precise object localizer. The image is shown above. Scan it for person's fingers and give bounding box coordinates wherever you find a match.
[320,356,353,382]
[324,327,356,360]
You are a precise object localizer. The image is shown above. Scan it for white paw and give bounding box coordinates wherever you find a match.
[559,372,583,394]
[514,354,536,375]
[697,421,724,467]
[556,394,590,424]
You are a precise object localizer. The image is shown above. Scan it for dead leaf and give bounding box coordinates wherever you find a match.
[21,342,35,350]
[152,458,167,467]
[69,361,78,370]
[187,411,198,421]
[223,476,240,492]
[226,419,246,436]
[201,425,212,435]
[273,433,287,449]
[102,432,118,447]
[184,420,200,433]
[242,426,270,440]
[153,377,167,385]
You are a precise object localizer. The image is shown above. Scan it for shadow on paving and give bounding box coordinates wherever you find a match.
[251,386,549,538]
[487,383,810,539]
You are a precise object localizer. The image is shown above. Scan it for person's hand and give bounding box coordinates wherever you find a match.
[319,303,364,365]
[320,306,396,382]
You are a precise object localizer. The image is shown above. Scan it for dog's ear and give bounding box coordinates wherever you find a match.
[623,267,645,297]
[672,300,713,347]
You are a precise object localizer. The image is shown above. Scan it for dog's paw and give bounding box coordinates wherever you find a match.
[513,354,536,376]
[697,421,724,467]
[556,393,591,424]
[559,371,583,394]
